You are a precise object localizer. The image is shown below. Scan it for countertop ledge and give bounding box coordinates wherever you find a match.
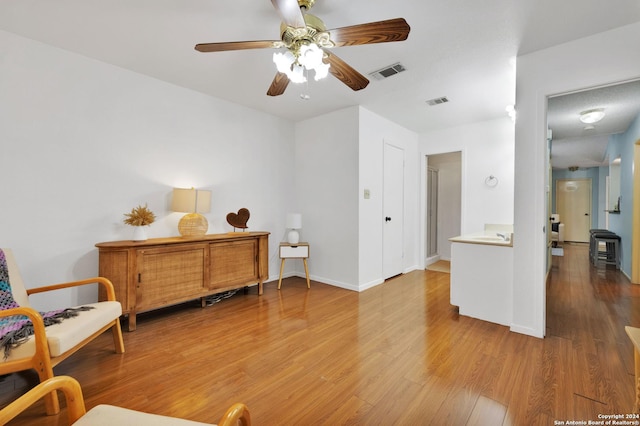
[449,232,513,247]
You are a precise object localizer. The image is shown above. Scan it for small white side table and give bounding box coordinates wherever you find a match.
[278,242,310,289]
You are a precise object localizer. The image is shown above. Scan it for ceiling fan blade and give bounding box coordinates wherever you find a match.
[327,18,410,47]
[325,53,369,91]
[195,40,279,53]
[267,72,290,96]
[271,0,306,29]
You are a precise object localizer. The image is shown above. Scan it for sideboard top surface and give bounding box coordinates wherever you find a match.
[96,231,270,249]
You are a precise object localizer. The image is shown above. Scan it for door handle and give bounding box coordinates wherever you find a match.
[385,217,392,222]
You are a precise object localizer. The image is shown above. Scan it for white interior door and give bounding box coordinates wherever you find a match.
[383,143,404,279]
[556,178,592,242]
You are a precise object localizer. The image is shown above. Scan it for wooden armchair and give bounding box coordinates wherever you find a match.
[0,376,251,425]
[0,248,124,415]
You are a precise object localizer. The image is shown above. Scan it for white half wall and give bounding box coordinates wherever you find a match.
[0,30,295,311]
[515,21,640,337]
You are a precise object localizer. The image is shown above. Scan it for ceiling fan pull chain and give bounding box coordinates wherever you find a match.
[301,68,311,100]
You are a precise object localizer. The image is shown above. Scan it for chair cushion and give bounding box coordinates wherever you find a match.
[1,301,121,362]
[74,404,214,426]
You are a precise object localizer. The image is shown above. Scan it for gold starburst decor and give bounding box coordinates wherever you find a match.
[123,204,156,227]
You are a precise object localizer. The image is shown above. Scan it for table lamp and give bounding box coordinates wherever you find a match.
[286,213,302,244]
[172,188,211,237]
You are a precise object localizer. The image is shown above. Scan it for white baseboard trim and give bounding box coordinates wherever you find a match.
[425,255,441,266]
[509,323,543,338]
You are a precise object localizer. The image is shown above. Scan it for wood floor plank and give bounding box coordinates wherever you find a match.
[2,243,638,425]
[467,395,507,426]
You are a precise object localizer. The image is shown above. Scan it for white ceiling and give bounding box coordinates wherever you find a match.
[548,80,640,169]
[1,0,639,142]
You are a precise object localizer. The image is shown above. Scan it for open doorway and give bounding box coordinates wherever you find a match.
[547,79,640,279]
[425,152,461,266]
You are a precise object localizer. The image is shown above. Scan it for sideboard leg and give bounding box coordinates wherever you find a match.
[127,312,137,332]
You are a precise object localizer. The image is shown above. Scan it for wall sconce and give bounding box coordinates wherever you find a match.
[286,213,302,244]
[171,188,211,237]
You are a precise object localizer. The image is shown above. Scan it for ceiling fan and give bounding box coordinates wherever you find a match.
[195,0,410,97]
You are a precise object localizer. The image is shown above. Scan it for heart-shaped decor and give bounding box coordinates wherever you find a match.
[226,208,250,229]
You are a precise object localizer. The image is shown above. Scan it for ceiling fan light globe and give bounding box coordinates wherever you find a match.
[289,63,307,83]
[273,51,295,73]
[298,43,323,69]
[313,62,330,81]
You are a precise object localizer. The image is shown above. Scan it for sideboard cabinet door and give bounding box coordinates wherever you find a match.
[136,244,207,311]
[209,239,257,291]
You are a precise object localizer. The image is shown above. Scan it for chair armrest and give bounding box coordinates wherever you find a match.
[0,306,52,379]
[0,376,86,424]
[26,277,117,301]
[0,306,50,353]
[219,403,251,426]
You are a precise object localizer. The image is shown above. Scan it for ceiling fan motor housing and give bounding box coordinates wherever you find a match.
[297,0,316,11]
[279,14,332,50]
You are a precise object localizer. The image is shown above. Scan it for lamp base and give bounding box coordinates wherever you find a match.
[178,213,208,237]
[287,229,300,244]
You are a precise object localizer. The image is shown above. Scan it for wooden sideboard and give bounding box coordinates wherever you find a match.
[96,232,269,331]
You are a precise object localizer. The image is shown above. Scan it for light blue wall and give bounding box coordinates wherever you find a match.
[606,112,640,276]
[551,167,602,227]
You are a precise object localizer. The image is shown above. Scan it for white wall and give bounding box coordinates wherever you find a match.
[0,30,295,311]
[419,118,515,265]
[515,21,640,337]
[294,107,360,289]
[359,108,420,289]
[293,106,420,291]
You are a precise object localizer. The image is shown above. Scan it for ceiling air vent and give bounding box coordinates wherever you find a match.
[369,62,406,80]
[426,96,449,106]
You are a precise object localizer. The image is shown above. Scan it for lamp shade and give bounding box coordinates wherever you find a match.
[171,188,211,213]
[286,213,302,229]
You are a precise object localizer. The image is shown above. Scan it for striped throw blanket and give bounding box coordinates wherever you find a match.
[0,249,93,359]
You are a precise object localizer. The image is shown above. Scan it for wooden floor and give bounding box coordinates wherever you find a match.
[2,243,639,425]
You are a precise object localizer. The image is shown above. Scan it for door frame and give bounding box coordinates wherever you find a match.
[633,140,640,284]
[420,150,465,270]
[426,166,439,259]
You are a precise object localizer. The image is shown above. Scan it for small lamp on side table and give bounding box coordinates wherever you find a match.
[286,213,302,244]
